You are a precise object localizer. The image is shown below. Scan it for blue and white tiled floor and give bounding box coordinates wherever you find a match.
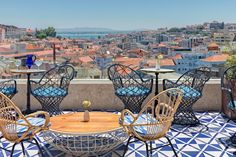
[0,112,236,157]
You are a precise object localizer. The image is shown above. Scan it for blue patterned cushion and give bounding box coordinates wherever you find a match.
[32,87,67,97]
[177,85,201,98]
[116,86,150,96]
[16,117,47,137]
[228,101,236,109]
[123,114,160,135]
[0,87,15,95]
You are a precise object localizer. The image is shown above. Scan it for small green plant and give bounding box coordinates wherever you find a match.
[82,100,91,110]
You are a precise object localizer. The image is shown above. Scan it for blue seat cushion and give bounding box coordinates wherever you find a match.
[123,114,161,135]
[177,85,201,98]
[16,117,47,137]
[228,101,236,109]
[116,86,150,96]
[0,87,16,95]
[32,87,67,97]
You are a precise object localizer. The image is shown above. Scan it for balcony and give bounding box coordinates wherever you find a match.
[0,79,236,156]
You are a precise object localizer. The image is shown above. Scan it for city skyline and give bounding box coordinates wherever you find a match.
[0,0,236,30]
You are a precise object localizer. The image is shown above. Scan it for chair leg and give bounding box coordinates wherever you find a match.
[10,143,17,157]
[123,136,132,157]
[21,141,25,155]
[150,141,153,156]
[145,141,149,157]
[33,138,44,156]
[165,136,178,157]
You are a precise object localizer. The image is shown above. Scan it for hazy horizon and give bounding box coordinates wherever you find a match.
[0,0,236,30]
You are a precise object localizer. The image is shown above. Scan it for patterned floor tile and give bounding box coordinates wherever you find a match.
[0,112,236,157]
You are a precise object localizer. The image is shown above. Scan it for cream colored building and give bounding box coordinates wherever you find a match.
[0,28,5,42]
[213,30,235,45]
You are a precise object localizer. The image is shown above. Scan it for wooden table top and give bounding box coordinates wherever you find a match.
[49,112,121,134]
[10,69,46,74]
[140,68,175,74]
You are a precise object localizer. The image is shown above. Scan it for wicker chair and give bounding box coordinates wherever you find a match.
[30,64,75,116]
[0,92,50,157]
[163,67,211,126]
[120,88,183,157]
[0,79,17,99]
[221,65,236,145]
[108,64,153,113]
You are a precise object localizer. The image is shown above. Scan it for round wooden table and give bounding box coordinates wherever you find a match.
[43,112,128,156]
[10,69,46,114]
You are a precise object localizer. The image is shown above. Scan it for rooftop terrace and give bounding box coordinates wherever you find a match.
[0,112,235,157]
[0,79,236,157]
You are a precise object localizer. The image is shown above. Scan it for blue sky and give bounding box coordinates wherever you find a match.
[0,0,235,30]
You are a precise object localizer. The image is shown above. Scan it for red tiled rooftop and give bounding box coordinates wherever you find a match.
[0,50,53,58]
[78,56,94,63]
[0,47,15,53]
[202,54,229,62]
[147,58,175,66]
[171,54,182,59]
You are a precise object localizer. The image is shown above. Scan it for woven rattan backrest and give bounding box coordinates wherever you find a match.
[39,64,75,90]
[0,92,24,141]
[137,88,183,132]
[177,67,211,92]
[108,64,147,90]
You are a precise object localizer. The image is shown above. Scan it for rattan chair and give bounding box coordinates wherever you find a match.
[0,79,17,99]
[120,88,183,157]
[30,64,75,116]
[221,65,236,146]
[0,92,50,157]
[163,67,211,126]
[108,64,153,113]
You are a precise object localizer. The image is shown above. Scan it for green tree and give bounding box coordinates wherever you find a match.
[35,27,56,39]
[45,27,56,37]
[167,27,181,33]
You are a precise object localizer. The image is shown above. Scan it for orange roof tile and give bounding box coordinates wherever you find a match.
[170,54,182,59]
[26,44,41,50]
[0,50,53,58]
[78,56,93,63]
[0,47,14,53]
[208,42,219,48]
[147,58,175,66]
[202,54,229,62]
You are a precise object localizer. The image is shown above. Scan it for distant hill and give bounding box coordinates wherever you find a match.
[56,27,115,32]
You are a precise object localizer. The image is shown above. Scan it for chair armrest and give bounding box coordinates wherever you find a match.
[25,111,50,128]
[120,109,136,126]
[163,79,178,90]
[0,79,17,90]
[222,87,232,93]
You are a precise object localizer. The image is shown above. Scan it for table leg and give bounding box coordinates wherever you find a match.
[155,73,159,96]
[154,73,159,117]
[26,73,31,114]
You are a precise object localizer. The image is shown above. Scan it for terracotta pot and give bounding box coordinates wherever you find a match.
[83,110,90,122]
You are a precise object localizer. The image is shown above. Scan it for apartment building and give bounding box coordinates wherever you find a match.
[0,28,5,42]
[213,30,235,45]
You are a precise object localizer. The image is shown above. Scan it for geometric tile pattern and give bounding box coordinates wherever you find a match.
[0,112,236,157]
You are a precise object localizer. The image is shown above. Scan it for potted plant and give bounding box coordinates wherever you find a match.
[156,54,163,70]
[82,100,91,122]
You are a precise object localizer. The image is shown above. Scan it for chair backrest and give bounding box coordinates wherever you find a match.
[177,67,211,92]
[0,92,24,142]
[107,64,152,90]
[221,65,236,108]
[39,64,75,91]
[128,88,183,140]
